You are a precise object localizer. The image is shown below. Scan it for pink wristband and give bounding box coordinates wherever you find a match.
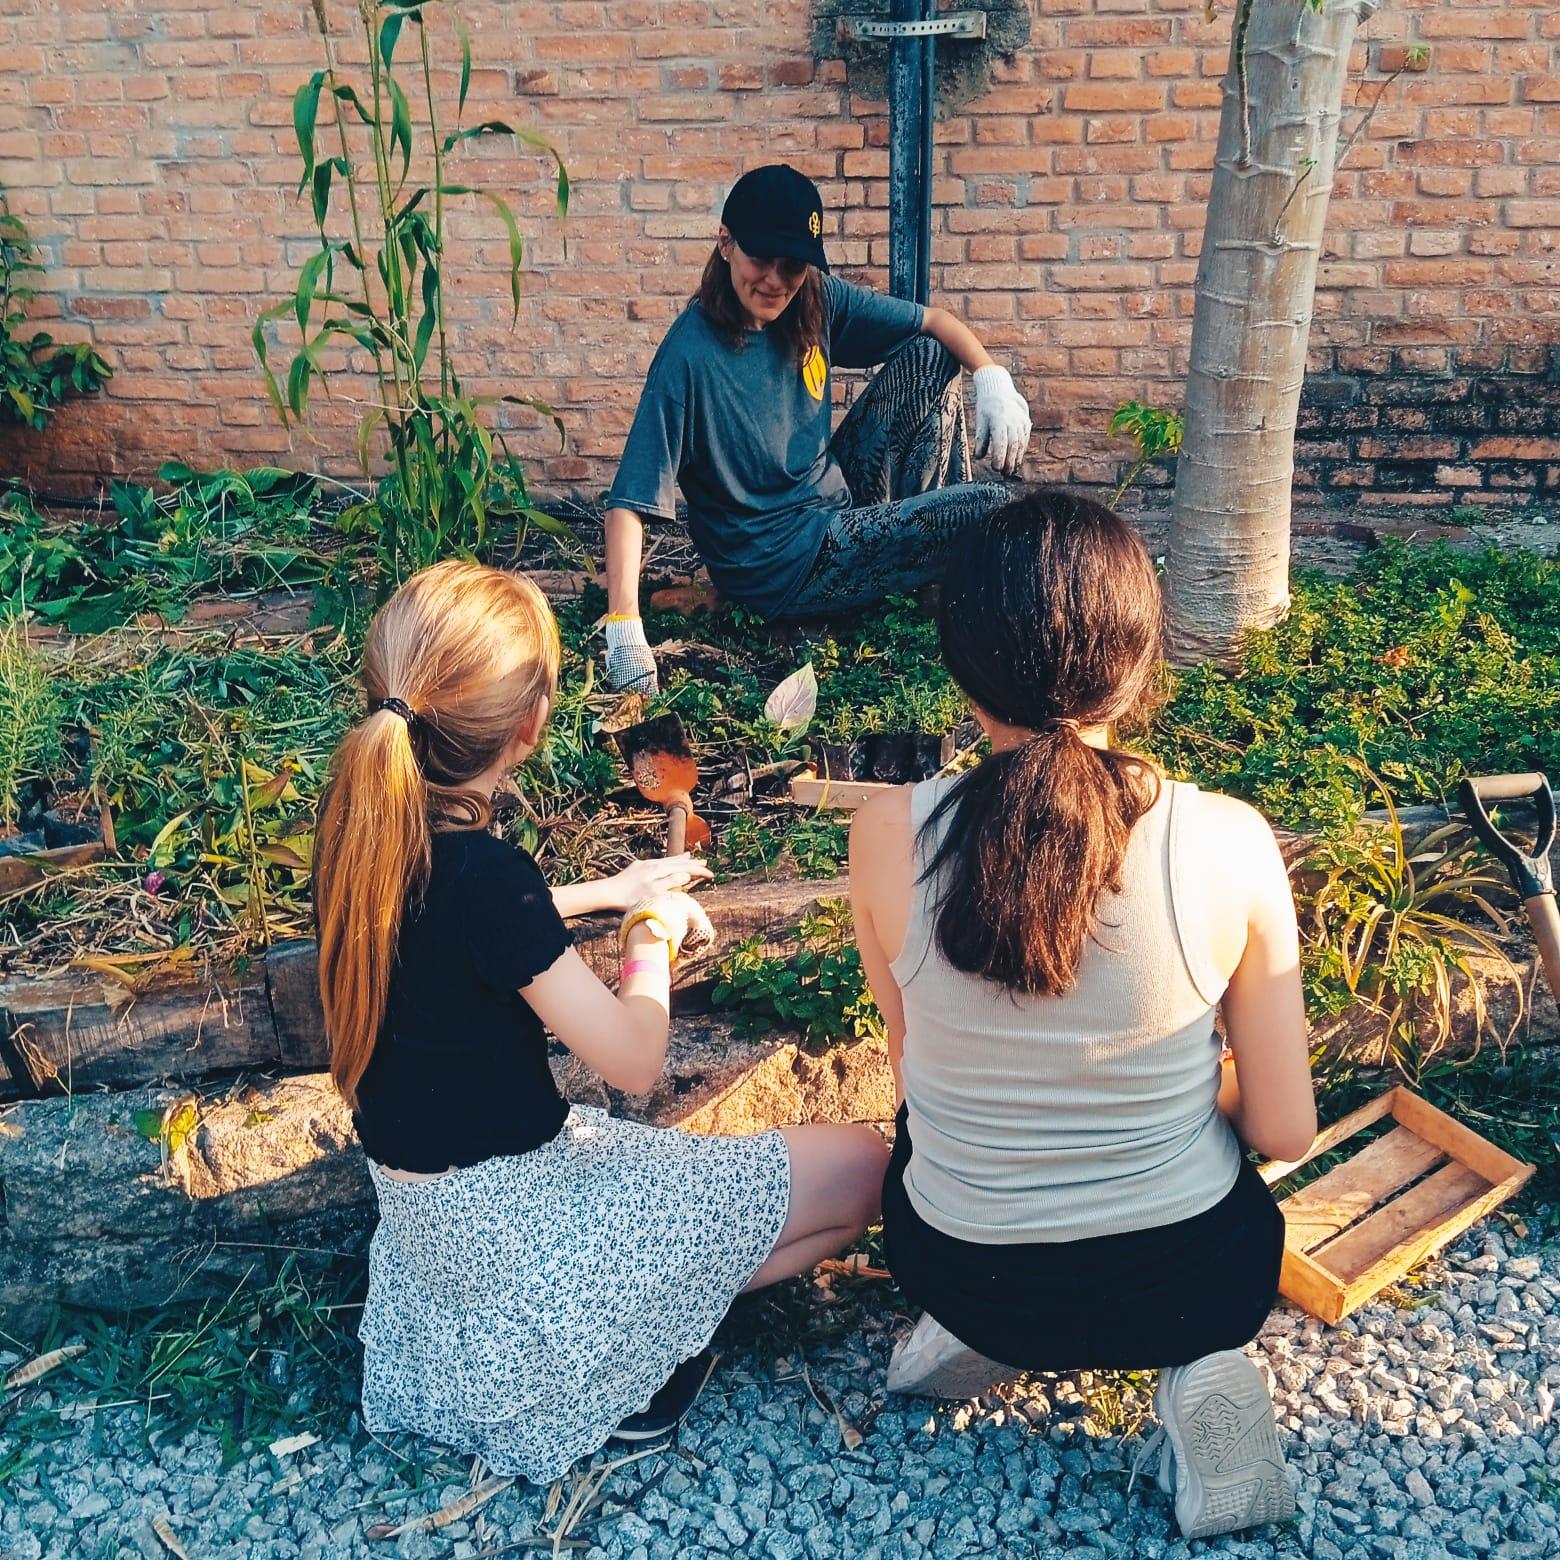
[621,958,669,979]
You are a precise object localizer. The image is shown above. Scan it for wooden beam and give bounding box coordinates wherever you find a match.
[0,872,845,1100]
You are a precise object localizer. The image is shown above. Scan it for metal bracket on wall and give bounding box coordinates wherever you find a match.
[837,12,988,42]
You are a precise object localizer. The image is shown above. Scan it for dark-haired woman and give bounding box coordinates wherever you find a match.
[601,163,1033,693]
[849,490,1316,1541]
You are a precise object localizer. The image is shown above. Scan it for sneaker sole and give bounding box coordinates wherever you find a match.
[1158,1352,1295,1539]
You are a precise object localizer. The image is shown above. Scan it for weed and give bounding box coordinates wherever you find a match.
[1299,763,1525,1079]
[0,620,65,831]
[1106,400,1183,505]
[713,900,883,1049]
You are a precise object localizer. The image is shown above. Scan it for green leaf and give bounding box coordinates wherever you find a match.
[380,9,405,67]
[388,77,413,181]
[295,247,330,334]
[148,811,192,870]
[413,261,438,369]
[133,1108,163,1142]
[286,351,313,420]
[292,72,325,193]
[458,15,472,116]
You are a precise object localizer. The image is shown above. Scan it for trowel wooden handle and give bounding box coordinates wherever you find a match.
[667,801,688,857]
[1527,892,1560,1008]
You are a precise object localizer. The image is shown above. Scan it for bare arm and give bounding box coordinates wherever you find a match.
[604,505,645,619]
[1218,810,1317,1162]
[521,926,672,1095]
[921,306,996,375]
[849,791,913,1108]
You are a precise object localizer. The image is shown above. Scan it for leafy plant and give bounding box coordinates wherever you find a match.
[1298,765,1524,1078]
[1,467,325,634]
[256,0,573,592]
[712,900,883,1049]
[0,197,111,429]
[1149,540,1560,833]
[1107,400,1183,504]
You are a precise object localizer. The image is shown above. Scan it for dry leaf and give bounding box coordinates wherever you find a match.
[150,1514,191,1560]
[5,1343,86,1392]
[764,662,818,734]
[366,1476,514,1540]
[268,1431,320,1458]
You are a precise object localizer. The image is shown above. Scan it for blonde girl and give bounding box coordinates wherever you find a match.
[314,561,886,1480]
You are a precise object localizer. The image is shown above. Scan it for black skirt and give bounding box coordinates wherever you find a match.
[882,1106,1286,1373]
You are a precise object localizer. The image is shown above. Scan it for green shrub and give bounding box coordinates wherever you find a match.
[1,201,111,429]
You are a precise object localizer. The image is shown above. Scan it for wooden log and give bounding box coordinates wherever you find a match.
[0,873,844,1101]
[0,843,106,901]
[0,963,279,1098]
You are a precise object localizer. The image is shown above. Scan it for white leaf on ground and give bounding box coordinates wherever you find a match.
[764,662,818,734]
[268,1431,320,1458]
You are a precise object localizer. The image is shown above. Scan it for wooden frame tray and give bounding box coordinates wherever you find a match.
[1257,1086,1534,1325]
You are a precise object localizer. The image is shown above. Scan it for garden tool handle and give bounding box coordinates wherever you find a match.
[666,801,688,858]
[1457,774,1555,900]
[1529,894,1560,1010]
[1458,772,1560,1005]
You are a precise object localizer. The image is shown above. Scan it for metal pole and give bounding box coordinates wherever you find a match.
[916,0,934,304]
[887,0,923,302]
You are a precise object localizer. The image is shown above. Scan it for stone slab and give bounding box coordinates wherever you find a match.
[0,1016,892,1322]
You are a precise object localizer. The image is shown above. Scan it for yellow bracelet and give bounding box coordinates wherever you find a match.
[603,612,640,624]
[620,908,679,961]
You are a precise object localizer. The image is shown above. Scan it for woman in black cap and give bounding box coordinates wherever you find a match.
[601,163,1034,693]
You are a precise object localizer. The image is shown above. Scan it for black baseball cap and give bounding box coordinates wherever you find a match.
[721,164,829,273]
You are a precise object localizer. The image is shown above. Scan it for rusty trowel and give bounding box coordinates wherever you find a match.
[613,713,711,855]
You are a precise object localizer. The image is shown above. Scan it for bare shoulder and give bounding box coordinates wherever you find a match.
[1189,787,1281,853]
[848,784,915,877]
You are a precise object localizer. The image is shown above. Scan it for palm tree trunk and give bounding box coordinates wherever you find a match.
[1164,0,1380,666]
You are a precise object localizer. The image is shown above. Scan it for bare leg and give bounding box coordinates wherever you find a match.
[742,1123,888,1293]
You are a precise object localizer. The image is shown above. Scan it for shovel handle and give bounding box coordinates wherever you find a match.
[1528,892,1560,1010]
[1458,773,1555,901]
[667,802,688,857]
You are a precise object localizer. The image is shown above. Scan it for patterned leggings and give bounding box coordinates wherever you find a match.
[775,336,1010,618]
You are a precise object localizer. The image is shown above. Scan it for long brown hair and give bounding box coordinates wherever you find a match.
[695,245,825,364]
[313,561,561,1108]
[925,489,1165,994]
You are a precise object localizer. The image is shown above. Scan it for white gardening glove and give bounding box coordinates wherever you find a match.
[604,615,659,695]
[971,365,1032,478]
[620,889,715,963]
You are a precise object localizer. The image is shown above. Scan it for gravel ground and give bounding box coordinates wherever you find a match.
[4,1225,1558,1560]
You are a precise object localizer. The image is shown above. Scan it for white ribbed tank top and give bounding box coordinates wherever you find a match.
[892,774,1243,1244]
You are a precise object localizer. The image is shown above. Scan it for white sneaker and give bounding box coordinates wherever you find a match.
[1151,1350,1295,1539]
[885,1313,1017,1399]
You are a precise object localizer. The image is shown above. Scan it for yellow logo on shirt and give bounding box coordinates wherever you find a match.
[801,344,826,401]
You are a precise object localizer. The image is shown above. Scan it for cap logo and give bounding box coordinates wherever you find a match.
[808,210,821,238]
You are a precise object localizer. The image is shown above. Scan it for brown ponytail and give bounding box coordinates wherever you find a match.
[313,562,561,1108]
[925,490,1165,994]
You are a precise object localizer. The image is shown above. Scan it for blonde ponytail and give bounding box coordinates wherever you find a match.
[313,562,561,1108]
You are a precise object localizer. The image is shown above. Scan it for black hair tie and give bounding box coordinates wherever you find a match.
[374,696,417,728]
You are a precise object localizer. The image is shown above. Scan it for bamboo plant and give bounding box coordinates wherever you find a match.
[254,0,570,592]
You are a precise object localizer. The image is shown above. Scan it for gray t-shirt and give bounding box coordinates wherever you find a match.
[606,275,925,615]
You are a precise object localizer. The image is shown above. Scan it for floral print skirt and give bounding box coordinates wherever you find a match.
[359,1105,791,1482]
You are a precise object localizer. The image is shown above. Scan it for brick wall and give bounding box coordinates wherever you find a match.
[1,0,1555,505]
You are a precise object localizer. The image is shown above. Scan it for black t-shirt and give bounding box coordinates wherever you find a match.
[352,829,573,1173]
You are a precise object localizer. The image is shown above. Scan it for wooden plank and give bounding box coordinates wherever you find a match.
[1337,1168,1534,1322]
[1277,1125,1447,1252]
[1258,1087,1400,1186]
[265,940,329,1070]
[1278,1243,1349,1327]
[1390,1088,1533,1186]
[0,843,106,902]
[1318,1161,1492,1283]
[1,872,845,1098]
[789,777,899,811]
[0,965,280,1096]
